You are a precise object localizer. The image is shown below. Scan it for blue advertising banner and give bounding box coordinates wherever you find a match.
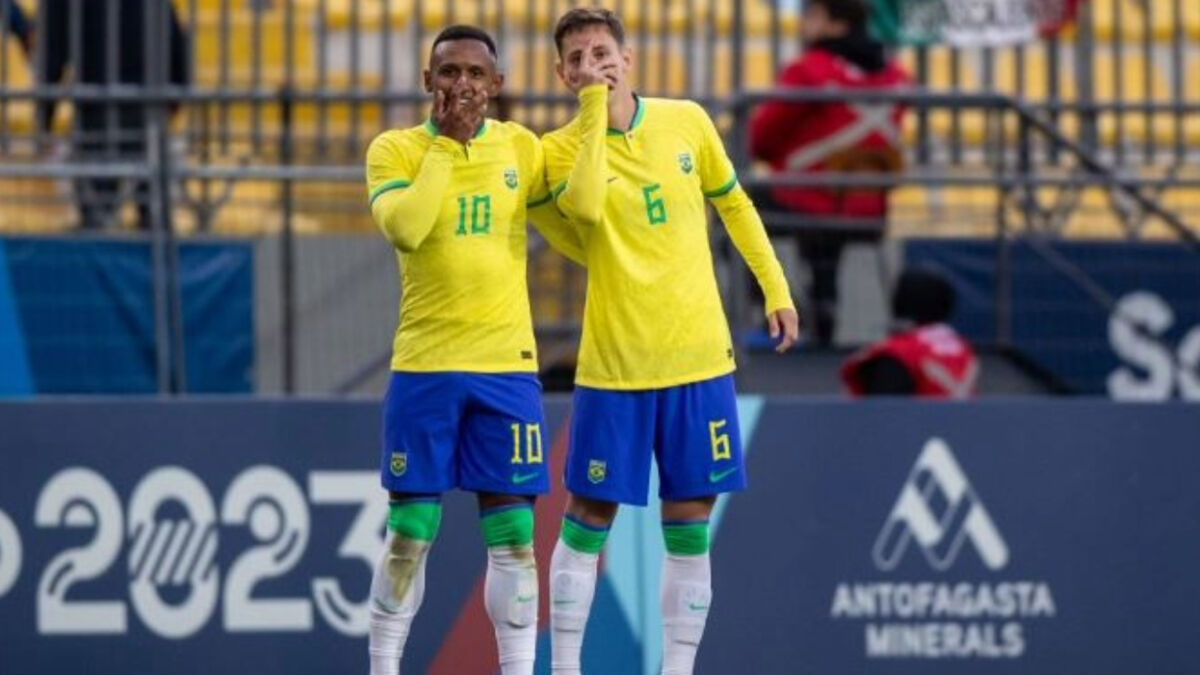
[0,399,1197,674]
[904,238,1200,399]
[706,399,1200,674]
[0,237,254,395]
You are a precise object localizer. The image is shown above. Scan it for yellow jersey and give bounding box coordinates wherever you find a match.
[367,118,583,373]
[543,86,793,390]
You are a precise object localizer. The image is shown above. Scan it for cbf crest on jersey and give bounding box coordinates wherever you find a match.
[678,152,694,174]
[390,451,408,477]
[504,168,519,189]
[588,459,607,484]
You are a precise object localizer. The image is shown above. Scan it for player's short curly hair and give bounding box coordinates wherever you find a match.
[553,7,626,55]
[431,24,498,59]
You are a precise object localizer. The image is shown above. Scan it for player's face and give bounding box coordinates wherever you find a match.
[556,24,631,94]
[423,39,503,103]
[801,4,847,45]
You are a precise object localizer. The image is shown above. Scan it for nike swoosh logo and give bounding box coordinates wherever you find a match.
[708,467,738,483]
[512,472,540,484]
[516,594,536,603]
[607,176,618,182]
[552,599,576,606]
[688,602,710,611]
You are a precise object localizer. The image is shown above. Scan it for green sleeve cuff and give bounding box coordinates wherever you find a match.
[369,179,411,206]
[704,176,739,199]
[527,192,554,209]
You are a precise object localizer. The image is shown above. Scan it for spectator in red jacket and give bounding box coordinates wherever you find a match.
[750,0,908,346]
[842,268,979,398]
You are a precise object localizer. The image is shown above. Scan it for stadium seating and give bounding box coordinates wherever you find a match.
[0,0,1195,239]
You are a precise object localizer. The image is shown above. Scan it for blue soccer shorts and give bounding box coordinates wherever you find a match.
[380,371,549,496]
[566,373,745,506]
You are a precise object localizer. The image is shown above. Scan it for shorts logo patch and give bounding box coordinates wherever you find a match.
[390,451,408,477]
[587,459,607,484]
[678,152,694,174]
[504,168,519,189]
[512,471,539,484]
[709,466,738,483]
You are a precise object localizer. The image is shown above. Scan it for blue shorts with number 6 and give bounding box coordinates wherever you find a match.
[566,373,745,506]
[381,372,549,496]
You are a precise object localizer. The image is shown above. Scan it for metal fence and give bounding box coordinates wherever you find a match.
[0,0,1197,394]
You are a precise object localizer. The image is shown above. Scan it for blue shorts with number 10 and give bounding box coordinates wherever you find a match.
[566,373,745,506]
[380,372,549,496]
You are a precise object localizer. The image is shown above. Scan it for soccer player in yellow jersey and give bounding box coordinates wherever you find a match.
[363,25,584,675]
[541,9,800,675]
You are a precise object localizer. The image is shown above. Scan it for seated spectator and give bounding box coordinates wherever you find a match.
[38,0,189,231]
[4,2,33,55]
[842,268,979,397]
[749,0,908,346]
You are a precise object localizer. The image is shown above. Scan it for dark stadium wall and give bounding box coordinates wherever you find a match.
[906,238,1200,398]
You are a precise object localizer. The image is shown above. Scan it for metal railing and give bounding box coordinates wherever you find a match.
[0,0,1196,394]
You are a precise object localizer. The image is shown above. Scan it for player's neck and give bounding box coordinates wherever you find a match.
[608,90,638,132]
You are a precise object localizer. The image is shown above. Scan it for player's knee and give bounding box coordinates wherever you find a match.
[372,499,442,613]
[662,520,710,556]
[566,494,618,528]
[560,513,610,554]
[661,497,715,523]
[388,498,443,542]
[480,502,535,548]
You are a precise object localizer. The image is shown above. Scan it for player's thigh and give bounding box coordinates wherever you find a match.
[460,373,550,496]
[380,371,465,494]
[654,373,746,501]
[568,385,656,506]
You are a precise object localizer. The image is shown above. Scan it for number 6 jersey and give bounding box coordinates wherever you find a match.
[543,86,793,390]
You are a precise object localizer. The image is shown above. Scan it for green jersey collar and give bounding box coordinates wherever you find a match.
[424,118,489,139]
[607,93,644,136]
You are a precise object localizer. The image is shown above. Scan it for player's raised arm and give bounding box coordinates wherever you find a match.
[528,192,587,267]
[694,103,800,351]
[367,90,482,252]
[551,40,613,228]
[519,131,587,266]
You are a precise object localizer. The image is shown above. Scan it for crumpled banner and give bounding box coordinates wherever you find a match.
[871,0,1084,46]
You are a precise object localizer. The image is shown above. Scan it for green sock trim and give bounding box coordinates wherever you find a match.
[561,516,609,554]
[480,505,535,547]
[663,522,710,555]
[387,501,443,542]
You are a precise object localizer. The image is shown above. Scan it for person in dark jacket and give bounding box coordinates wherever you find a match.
[749,0,908,346]
[842,268,979,398]
[38,0,189,230]
[4,2,34,55]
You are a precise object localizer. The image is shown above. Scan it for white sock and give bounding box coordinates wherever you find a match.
[661,553,712,675]
[549,538,600,674]
[485,545,539,675]
[368,532,430,675]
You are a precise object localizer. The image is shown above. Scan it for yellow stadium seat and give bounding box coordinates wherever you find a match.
[0,177,74,233]
[993,46,1054,100]
[0,40,38,135]
[1091,0,1200,42]
[1089,52,1171,102]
